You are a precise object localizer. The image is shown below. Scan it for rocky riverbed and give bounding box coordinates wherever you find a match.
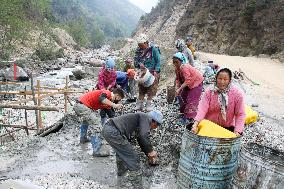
[0,49,284,188]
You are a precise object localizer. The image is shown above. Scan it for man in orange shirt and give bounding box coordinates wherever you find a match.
[73,88,124,156]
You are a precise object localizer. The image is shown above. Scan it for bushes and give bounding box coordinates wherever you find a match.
[240,0,272,18]
[34,47,64,61]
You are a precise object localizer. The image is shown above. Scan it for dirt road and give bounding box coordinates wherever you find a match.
[200,52,284,119]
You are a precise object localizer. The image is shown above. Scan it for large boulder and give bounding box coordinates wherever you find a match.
[1,66,29,81]
[89,58,104,67]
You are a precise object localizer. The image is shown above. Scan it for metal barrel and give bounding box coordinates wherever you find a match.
[177,129,242,189]
[231,143,284,189]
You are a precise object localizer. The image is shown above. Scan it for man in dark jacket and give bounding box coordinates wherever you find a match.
[102,110,163,188]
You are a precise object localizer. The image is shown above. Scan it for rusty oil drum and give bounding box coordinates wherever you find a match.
[231,143,284,189]
[167,85,175,103]
[177,129,242,189]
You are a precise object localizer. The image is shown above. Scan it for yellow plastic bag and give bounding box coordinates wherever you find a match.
[197,119,237,138]
[245,105,258,125]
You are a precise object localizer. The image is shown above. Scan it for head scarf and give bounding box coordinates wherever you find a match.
[173,52,188,64]
[211,68,233,121]
[175,39,186,52]
[136,33,149,44]
[125,58,133,64]
[186,35,193,42]
[105,58,115,71]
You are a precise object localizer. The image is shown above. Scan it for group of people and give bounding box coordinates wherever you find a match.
[173,36,245,136]
[73,33,246,188]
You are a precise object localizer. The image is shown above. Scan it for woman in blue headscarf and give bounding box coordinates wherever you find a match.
[173,52,204,125]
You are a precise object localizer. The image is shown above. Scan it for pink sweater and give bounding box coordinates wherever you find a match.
[176,64,204,89]
[97,67,117,90]
[195,86,246,133]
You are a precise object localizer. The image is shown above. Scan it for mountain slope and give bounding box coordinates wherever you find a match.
[83,0,144,36]
[134,0,284,58]
[0,0,144,60]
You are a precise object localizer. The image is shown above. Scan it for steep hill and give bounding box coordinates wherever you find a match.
[0,0,144,60]
[134,0,284,59]
[82,0,144,37]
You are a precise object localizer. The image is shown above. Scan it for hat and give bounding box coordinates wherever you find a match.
[173,52,188,64]
[125,58,133,64]
[148,110,163,124]
[127,69,136,79]
[136,33,149,44]
[175,39,185,50]
[105,58,115,69]
[186,35,193,42]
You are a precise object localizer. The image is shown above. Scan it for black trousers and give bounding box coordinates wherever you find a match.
[100,108,115,118]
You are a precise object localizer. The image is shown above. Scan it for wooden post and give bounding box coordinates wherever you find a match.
[13,62,17,81]
[64,76,68,113]
[24,86,29,135]
[37,80,43,129]
[30,74,39,133]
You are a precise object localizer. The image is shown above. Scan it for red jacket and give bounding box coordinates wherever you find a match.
[79,89,112,110]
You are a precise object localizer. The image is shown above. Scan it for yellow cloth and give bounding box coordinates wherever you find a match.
[245,105,258,125]
[197,119,237,138]
[187,44,196,56]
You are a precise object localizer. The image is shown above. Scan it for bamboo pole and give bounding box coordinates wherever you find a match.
[64,76,68,113]
[0,124,37,130]
[0,81,24,85]
[30,75,39,133]
[0,104,59,111]
[37,80,43,129]
[8,90,84,105]
[24,86,29,135]
[0,128,21,138]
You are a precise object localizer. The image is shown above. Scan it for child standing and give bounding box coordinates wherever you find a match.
[123,58,137,101]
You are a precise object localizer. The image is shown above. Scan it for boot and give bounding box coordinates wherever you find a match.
[91,136,110,157]
[116,157,128,176]
[135,100,143,111]
[128,170,143,189]
[80,124,90,143]
[145,100,153,112]
[100,117,107,127]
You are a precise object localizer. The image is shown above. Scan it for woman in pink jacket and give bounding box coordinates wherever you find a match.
[173,52,204,124]
[97,58,117,91]
[191,68,245,136]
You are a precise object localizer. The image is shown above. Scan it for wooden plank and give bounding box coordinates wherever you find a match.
[0,90,66,95]
[37,80,43,129]
[0,128,21,138]
[8,90,84,105]
[31,74,39,133]
[34,86,66,90]
[24,86,29,135]
[64,76,68,113]
[0,81,25,85]
[0,124,37,130]
[0,104,59,111]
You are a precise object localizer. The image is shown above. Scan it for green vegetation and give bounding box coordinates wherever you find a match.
[240,0,272,18]
[0,0,144,61]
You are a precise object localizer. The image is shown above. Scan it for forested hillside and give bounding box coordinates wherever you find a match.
[134,0,284,58]
[0,0,144,60]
